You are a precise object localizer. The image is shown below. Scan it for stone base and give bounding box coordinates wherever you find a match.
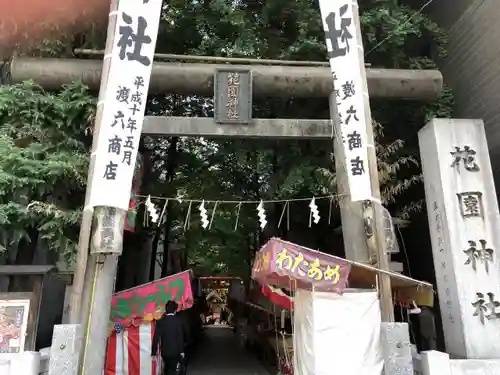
[450,359,500,375]
[0,352,41,375]
[380,322,413,375]
[418,350,500,375]
[48,324,83,375]
[420,351,451,375]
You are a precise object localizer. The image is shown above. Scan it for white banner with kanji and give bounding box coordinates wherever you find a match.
[318,0,373,202]
[89,0,162,209]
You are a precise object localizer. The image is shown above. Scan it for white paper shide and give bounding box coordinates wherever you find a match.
[318,0,372,202]
[89,0,162,210]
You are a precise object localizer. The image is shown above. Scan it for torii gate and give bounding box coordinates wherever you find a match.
[1,54,443,268]
[0,13,443,375]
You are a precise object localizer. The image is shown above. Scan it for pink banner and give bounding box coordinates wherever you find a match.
[252,238,351,294]
[110,271,193,322]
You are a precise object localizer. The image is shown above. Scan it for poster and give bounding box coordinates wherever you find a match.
[0,299,29,354]
[89,0,162,210]
[318,0,372,202]
[252,238,351,294]
[110,271,193,322]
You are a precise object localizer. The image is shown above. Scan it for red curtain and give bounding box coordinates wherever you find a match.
[260,284,293,310]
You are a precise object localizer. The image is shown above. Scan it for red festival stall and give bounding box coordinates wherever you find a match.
[105,270,194,375]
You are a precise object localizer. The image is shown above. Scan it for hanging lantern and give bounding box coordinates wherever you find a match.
[91,206,125,255]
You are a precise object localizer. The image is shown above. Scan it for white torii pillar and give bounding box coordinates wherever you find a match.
[419,118,500,359]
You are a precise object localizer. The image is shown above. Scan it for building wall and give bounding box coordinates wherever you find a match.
[428,0,480,29]
[429,0,500,175]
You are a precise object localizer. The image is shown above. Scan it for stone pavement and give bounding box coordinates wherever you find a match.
[187,325,270,375]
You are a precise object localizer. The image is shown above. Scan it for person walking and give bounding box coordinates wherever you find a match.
[176,308,191,375]
[152,300,186,375]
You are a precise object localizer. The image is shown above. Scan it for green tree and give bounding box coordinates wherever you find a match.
[0,81,94,263]
[317,121,423,220]
[2,0,453,280]
[139,0,454,277]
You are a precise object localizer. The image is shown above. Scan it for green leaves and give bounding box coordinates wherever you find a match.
[361,2,448,69]
[0,81,93,261]
[10,0,453,276]
[137,0,452,277]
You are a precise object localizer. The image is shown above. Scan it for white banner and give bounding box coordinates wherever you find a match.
[89,0,162,210]
[318,0,372,202]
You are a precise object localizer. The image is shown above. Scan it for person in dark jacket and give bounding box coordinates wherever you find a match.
[408,304,437,352]
[175,308,191,375]
[151,301,186,375]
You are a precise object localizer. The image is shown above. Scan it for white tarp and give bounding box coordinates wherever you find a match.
[293,289,383,375]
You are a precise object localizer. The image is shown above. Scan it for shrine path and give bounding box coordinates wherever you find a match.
[187,325,270,375]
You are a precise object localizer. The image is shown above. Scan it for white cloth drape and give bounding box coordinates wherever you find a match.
[293,289,383,375]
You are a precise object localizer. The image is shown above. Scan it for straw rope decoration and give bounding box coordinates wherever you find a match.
[137,193,346,231]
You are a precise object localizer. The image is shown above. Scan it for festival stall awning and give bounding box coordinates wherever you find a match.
[252,238,434,307]
[109,270,194,332]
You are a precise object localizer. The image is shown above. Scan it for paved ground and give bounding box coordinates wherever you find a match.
[187,326,270,375]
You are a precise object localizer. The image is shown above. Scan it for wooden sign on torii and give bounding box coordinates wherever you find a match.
[148,65,335,139]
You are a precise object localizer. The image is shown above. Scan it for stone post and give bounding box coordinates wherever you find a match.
[380,322,414,375]
[419,118,500,358]
[48,324,83,375]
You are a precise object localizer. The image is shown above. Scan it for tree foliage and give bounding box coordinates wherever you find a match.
[140,0,453,277]
[0,81,94,262]
[2,0,453,279]
[316,121,423,219]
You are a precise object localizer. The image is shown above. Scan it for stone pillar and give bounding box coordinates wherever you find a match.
[48,324,83,375]
[380,322,413,375]
[418,118,500,359]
